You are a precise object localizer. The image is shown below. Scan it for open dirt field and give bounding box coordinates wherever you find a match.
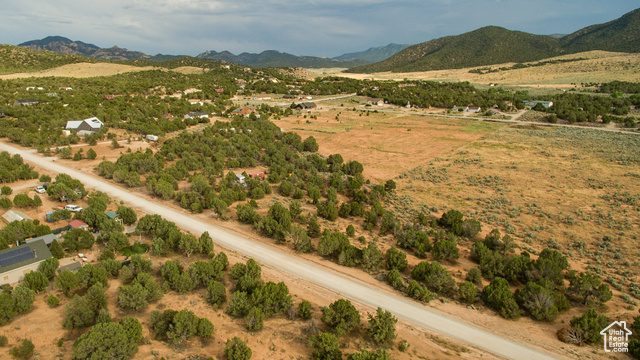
[312,51,640,86]
[274,109,504,182]
[0,62,161,79]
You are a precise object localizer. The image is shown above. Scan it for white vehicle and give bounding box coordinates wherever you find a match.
[34,186,46,193]
[65,204,83,212]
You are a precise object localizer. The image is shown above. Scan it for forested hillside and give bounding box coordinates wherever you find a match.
[347,7,640,73]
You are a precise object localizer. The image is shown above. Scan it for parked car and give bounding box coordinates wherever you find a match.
[65,204,83,212]
[34,186,46,193]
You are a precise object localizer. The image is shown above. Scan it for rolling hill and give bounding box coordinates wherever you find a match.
[347,7,640,73]
[0,44,98,75]
[560,7,640,53]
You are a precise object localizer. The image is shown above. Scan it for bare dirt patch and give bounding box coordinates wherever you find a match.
[0,62,161,79]
[274,109,503,182]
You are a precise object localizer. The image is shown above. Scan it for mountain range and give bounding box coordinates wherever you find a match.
[15,7,640,73]
[195,50,367,68]
[18,37,403,68]
[347,7,640,73]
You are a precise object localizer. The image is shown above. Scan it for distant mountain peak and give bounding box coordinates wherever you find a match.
[196,49,366,68]
[18,36,150,61]
[333,43,411,63]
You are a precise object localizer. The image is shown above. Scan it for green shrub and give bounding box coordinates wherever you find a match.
[47,294,60,307]
[10,339,34,360]
[458,281,477,304]
[298,300,312,320]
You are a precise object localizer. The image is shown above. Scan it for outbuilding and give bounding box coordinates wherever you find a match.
[2,210,33,223]
[25,233,58,246]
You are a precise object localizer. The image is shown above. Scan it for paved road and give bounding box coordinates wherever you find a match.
[0,141,558,360]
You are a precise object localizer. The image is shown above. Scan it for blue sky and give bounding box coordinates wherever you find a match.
[1,0,638,57]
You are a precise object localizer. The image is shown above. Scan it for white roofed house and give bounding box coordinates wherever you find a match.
[184,112,209,119]
[65,117,104,136]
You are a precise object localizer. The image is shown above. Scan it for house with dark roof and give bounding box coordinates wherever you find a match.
[295,102,317,110]
[0,239,52,285]
[65,117,104,136]
[14,99,38,106]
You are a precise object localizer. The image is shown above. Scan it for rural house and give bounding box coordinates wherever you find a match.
[65,117,104,135]
[524,100,554,109]
[452,105,468,112]
[230,106,257,117]
[214,88,224,94]
[0,239,52,285]
[467,106,482,113]
[184,112,209,119]
[295,102,317,110]
[249,172,265,179]
[367,98,384,106]
[14,99,38,106]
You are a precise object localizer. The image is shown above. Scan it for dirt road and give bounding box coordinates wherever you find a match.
[0,141,558,360]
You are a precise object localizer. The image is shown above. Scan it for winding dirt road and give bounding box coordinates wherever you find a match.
[0,141,558,360]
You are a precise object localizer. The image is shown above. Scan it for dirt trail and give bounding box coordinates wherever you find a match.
[0,141,558,360]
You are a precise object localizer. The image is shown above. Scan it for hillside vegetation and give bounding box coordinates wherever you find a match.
[347,8,640,73]
[0,45,97,75]
[333,43,411,63]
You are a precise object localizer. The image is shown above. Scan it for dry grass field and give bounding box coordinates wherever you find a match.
[312,51,640,87]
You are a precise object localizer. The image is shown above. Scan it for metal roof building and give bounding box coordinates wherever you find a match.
[2,210,33,223]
